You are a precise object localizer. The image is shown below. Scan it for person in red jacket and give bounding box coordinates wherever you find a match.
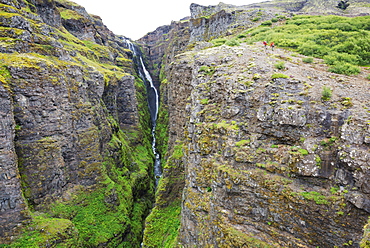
[263,41,268,50]
[270,42,275,51]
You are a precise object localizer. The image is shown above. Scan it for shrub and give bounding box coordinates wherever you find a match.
[321,86,332,101]
[237,33,247,39]
[211,38,227,47]
[366,74,370,80]
[271,18,279,23]
[333,35,370,65]
[298,41,328,57]
[279,39,302,48]
[323,52,359,65]
[328,62,361,75]
[288,18,311,26]
[225,39,240,47]
[302,57,314,63]
[261,20,273,26]
[274,61,286,70]
[271,73,289,79]
[276,15,286,20]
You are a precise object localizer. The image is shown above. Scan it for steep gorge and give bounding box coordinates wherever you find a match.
[138,1,370,247]
[1,0,370,247]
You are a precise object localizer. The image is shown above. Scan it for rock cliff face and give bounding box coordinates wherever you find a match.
[138,1,370,247]
[0,0,154,246]
[169,43,369,247]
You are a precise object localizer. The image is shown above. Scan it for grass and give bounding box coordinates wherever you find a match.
[321,86,332,101]
[274,61,286,70]
[241,15,370,74]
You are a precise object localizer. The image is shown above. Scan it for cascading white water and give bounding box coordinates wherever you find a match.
[123,38,162,186]
[140,57,159,120]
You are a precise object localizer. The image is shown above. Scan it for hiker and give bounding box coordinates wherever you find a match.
[263,41,268,49]
[270,42,275,51]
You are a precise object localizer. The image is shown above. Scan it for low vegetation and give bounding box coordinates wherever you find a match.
[242,15,370,75]
[321,86,333,101]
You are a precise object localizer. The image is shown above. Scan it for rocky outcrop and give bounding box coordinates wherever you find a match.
[0,0,153,246]
[0,83,29,239]
[163,43,370,247]
[138,20,190,89]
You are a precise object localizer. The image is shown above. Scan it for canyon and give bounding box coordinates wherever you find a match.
[0,0,369,247]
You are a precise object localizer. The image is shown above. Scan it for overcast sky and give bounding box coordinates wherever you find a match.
[70,0,268,40]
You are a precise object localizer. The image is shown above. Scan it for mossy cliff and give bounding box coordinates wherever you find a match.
[138,1,370,247]
[0,0,154,246]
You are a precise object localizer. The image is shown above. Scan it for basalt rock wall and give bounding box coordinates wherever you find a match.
[166,43,370,247]
[0,0,153,246]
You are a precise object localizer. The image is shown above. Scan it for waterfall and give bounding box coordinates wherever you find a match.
[123,38,162,186]
[140,57,159,121]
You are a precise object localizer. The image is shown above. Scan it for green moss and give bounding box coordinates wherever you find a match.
[271,73,289,79]
[58,7,84,20]
[235,139,251,147]
[0,64,11,91]
[315,155,322,166]
[171,142,184,160]
[142,200,181,248]
[253,73,262,80]
[221,225,272,247]
[300,191,329,205]
[8,213,78,247]
[298,148,308,155]
[198,65,216,76]
[361,217,370,248]
[0,53,47,70]
[215,120,239,131]
[330,186,340,194]
[200,98,209,105]
[51,188,130,246]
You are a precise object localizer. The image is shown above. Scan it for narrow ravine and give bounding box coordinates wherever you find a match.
[123,38,162,186]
